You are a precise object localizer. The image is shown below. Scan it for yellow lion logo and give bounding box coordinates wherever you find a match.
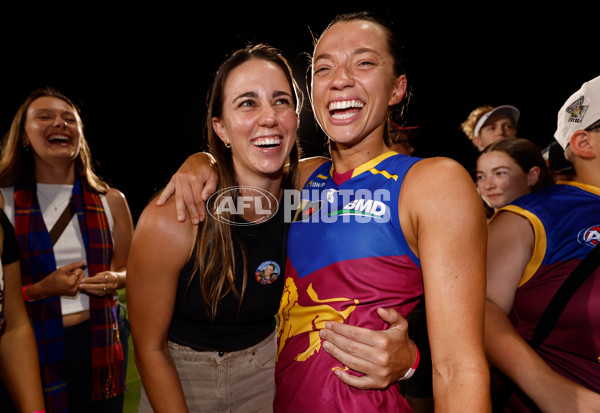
[277,277,358,362]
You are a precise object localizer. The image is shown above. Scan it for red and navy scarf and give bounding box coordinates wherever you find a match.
[13,174,124,413]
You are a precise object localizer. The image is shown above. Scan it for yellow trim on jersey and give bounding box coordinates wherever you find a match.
[353,151,398,179]
[368,168,398,181]
[327,151,400,181]
[316,174,328,180]
[557,180,600,196]
[499,205,547,287]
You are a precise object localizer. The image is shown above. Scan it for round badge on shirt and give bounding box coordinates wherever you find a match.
[255,260,281,285]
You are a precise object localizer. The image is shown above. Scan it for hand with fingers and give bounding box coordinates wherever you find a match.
[78,271,119,297]
[34,260,87,298]
[155,153,218,224]
[319,307,417,390]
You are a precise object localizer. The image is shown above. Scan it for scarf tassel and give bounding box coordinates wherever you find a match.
[92,357,126,402]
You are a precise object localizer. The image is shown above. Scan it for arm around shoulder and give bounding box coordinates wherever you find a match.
[156,152,218,224]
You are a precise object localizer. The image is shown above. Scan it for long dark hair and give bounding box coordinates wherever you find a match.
[191,44,302,320]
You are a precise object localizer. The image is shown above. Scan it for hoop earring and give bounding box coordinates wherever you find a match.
[224,142,231,149]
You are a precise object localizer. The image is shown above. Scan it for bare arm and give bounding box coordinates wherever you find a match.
[127,198,196,412]
[156,153,328,224]
[0,261,45,412]
[485,212,600,412]
[404,157,490,412]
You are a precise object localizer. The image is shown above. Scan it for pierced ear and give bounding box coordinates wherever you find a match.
[570,130,595,159]
[212,117,229,146]
[527,166,540,187]
[21,131,29,147]
[389,75,407,106]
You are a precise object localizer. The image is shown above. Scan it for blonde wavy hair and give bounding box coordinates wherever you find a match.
[460,105,494,141]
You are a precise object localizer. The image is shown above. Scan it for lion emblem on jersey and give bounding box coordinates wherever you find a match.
[277,277,358,362]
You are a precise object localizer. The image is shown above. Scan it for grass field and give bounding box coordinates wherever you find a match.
[118,290,142,412]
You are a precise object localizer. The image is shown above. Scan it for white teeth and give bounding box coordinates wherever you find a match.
[48,135,69,142]
[328,100,364,111]
[252,137,282,147]
[332,112,357,120]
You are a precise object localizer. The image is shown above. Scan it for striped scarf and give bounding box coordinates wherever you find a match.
[14,174,124,413]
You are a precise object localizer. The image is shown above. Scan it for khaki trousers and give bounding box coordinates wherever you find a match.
[139,330,277,413]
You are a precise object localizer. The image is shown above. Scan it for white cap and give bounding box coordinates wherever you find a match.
[554,75,600,149]
[473,105,520,138]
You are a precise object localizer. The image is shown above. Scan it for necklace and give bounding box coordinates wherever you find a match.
[37,184,72,212]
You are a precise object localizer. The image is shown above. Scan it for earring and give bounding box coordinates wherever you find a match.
[224,142,231,149]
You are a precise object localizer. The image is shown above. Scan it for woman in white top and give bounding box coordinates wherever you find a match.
[0,88,133,413]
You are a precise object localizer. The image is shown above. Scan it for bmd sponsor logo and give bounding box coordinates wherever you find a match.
[334,198,387,218]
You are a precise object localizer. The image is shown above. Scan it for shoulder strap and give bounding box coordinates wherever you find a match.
[49,200,76,246]
[529,242,600,349]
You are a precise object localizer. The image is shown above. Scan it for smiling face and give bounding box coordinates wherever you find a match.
[23,96,82,164]
[475,151,535,209]
[311,19,406,148]
[212,58,299,182]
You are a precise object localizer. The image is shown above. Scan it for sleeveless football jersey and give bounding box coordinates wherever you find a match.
[274,152,423,413]
[495,181,600,395]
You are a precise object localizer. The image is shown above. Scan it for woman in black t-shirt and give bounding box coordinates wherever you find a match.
[0,208,45,412]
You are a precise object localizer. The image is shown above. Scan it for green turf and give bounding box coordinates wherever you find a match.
[118,289,141,412]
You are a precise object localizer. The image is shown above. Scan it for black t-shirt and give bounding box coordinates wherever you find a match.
[0,208,20,265]
[169,203,288,352]
[0,207,21,338]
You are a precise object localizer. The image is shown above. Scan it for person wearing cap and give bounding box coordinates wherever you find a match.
[484,76,600,411]
[542,141,575,182]
[461,104,520,151]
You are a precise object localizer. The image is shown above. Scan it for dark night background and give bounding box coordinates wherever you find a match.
[1,5,597,222]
